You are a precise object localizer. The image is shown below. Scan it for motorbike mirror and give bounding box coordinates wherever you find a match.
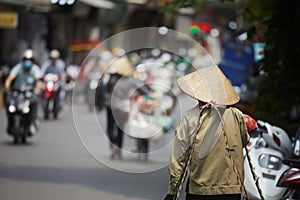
[257,123,268,133]
[249,128,260,137]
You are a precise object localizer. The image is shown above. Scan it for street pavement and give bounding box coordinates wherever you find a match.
[0,94,197,200]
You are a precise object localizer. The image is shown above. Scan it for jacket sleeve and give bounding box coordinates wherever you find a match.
[240,115,250,147]
[233,108,250,147]
[168,116,190,195]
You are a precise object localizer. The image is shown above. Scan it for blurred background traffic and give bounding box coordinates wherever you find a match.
[0,0,299,133]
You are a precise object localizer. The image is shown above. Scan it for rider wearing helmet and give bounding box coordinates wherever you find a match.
[5,49,41,94]
[41,49,66,119]
[41,49,65,75]
[4,49,42,135]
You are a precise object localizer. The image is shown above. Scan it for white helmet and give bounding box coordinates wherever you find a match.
[50,49,60,59]
[23,49,34,60]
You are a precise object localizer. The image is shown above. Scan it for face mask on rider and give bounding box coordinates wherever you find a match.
[23,60,33,71]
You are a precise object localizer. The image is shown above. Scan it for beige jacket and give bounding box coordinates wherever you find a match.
[168,105,249,195]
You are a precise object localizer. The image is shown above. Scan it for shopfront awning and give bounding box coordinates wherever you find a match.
[0,0,50,6]
[78,0,115,9]
[0,0,115,9]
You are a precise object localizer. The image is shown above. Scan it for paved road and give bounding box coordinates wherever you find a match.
[0,94,197,200]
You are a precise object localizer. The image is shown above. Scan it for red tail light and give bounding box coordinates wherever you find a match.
[273,133,281,147]
[277,168,300,188]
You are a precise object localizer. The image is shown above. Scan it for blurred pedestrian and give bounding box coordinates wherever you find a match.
[104,55,150,160]
[164,65,250,200]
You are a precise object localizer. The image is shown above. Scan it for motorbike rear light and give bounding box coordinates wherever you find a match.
[259,154,282,170]
[277,168,300,188]
[273,133,281,147]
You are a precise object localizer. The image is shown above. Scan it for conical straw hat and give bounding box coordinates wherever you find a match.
[177,65,240,105]
[109,56,133,76]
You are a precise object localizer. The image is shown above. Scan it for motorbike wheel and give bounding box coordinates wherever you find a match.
[44,99,50,120]
[21,135,27,144]
[53,111,58,119]
[13,136,19,145]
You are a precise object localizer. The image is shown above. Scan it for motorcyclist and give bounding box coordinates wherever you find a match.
[42,49,65,119]
[41,49,65,75]
[4,49,42,135]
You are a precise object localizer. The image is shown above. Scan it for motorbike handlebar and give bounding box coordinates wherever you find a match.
[11,85,34,92]
[283,158,300,168]
[257,121,268,133]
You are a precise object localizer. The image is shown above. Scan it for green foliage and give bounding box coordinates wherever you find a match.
[253,0,300,133]
[159,0,300,133]
[159,0,206,14]
[241,0,277,21]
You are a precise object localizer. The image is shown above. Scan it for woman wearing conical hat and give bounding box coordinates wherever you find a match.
[164,65,250,200]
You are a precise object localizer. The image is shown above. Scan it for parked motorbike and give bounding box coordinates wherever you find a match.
[276,126,300,199]
[244,120,293,200]
[42,73,61,119]
[276,158,300,199]
[6,86,38,144]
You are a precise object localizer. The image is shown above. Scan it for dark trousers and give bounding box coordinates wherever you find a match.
[106,106,126,148]
[137,138,149,153]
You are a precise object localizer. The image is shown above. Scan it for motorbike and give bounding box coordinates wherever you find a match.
[244,120,293,200]
[42,73,61,119]
[276,158,300,199]
[6,86,38,144]
[276,126,300,199]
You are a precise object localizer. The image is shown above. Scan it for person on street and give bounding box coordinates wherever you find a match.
[4,49,42,135]
[41,49,65,75]
[164,65,250,200]
[104,55,150,160]
[41,49,65,119]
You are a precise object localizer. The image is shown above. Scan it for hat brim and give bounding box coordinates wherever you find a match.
[109,56,133,76]
[177,65,240,105]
